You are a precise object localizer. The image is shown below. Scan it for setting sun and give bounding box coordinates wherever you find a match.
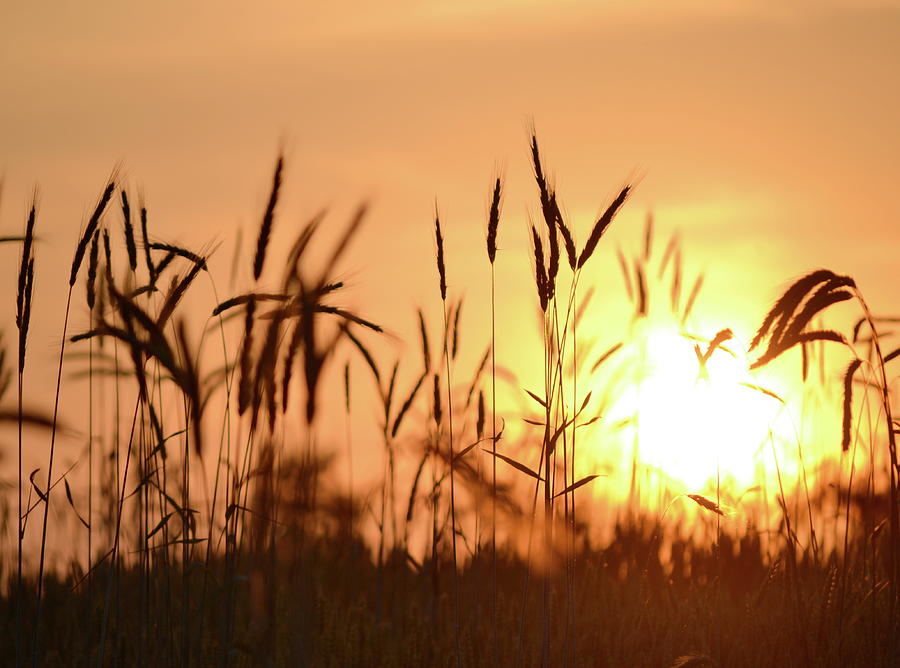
[3,2,899,666]
[605,322,782,492]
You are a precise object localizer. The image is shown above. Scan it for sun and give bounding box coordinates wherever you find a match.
[602,318,785,494]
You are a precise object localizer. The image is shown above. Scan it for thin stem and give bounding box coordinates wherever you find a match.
[541,308,552,668]
[441,297,461,668]
[198,277,235,657]
[853,289,899,647]
[490,263,498,660]
[32,286,73,668]
[569,275,579,665]
[88,327,94,610]
[16,367,24,668]
[98,397,141,667]
[346,379,353,535]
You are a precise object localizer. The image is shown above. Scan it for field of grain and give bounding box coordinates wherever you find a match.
[1,135,898,668]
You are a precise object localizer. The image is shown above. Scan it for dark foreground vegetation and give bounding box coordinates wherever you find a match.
[3,514,898,667]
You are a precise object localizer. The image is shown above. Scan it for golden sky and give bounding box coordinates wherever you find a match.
[3,1,898,294]
[1,1,899,516]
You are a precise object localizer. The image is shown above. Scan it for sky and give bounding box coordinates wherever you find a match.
[3,2,897,304]
[1,1,899,539]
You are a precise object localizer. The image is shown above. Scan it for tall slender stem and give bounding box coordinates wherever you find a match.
[16,366,24,668]
[569,276,579,664]
[441,298,461,668]
[541,310,552,668]
[490,263,498,659]
[854,290,899,646]
[32,287,73,668]
[87,327,94,608]
[98,398,141,667]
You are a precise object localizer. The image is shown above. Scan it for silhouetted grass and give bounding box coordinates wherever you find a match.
[0,143,897,668]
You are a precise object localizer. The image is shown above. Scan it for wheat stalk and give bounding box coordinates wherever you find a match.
[35,176,115,666]
[253,155,283,281]
[15,196,36,668]
[434,208,461,667]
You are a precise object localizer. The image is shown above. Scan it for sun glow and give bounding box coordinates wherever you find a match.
[603,319,786,493]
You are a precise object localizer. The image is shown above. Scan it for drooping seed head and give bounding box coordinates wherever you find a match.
[16,199,36,331]
[71,179,115,286]
[417,308,431,372]
[554,196,577,271]
[238,297,256,415]
[749,269,837,352]
[392,372,425,439]
[86,229,100,310]
[577,185,631,270]
[102,228,114,292]
[121,190,137,271]
[152,250,177,283]
[530,134,550,212]
[156,258,205,329]
[434,210,447,301]
[253,155,283,281]
[530,135,562,283]
[451,298,462,360]
[778,277,854,350]
[842,358,862,452]
[531,225,548,312]
[432,373,442,425]
[343,361,351,413]
[477,390,485,440]
[545,210,559,301]
[18,258,34,371]
[140,204,155,283]
[634,261,647,317]
[486,176,502,264]
[149,242,207,271]
[687,494,724,516]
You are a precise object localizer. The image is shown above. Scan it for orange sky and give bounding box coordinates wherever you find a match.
[1,2,899,545]
[3,1,898,305]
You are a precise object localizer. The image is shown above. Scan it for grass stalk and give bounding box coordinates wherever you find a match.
[32,289,73,667]
[434,209,461,667]
[15,199,36,668]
